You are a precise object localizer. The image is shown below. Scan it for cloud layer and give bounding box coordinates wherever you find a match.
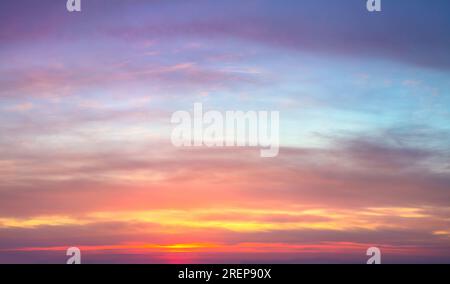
[0,0,449,263]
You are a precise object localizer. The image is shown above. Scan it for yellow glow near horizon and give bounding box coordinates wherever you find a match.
[1,206,447,234]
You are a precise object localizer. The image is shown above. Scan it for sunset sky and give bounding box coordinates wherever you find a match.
[1,0,450,263]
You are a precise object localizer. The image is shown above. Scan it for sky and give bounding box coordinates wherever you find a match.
[0,0,450,263]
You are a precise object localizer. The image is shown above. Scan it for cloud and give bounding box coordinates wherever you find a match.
[0,62,262,99]
[1,0,450,263]
[2,1,450,70]
[104,0,450,70]
[0,126,449,219]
